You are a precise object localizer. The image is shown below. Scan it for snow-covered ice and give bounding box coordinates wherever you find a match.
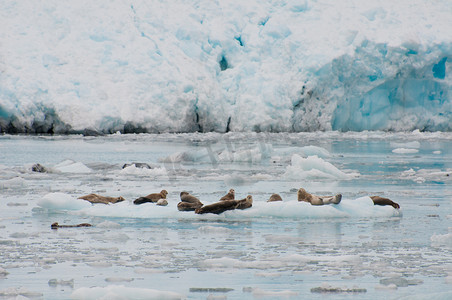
[1,0,451,133]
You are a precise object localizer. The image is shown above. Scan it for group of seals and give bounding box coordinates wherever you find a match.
[177,192,204,211]
[53,188,400,228]
[267,188,400,209]
[76,188,400,213]
[195,195,253,215]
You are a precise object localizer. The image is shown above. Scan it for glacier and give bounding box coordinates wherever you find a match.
[1,0,451,133]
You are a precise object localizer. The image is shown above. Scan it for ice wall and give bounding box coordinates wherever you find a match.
[1,0,451,133]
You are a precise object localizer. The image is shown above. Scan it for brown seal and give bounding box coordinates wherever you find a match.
[134,190,168,205]
[297,188,341,205]
[267,193,283,202]
[220,189,235,201]
[195,195,253,215]
[177,191,203,211]
[51,222,92,229]
[78,194,125,204]
[370,196,400,209]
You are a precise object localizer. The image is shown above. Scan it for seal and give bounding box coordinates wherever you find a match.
[267,193,283,202]
[195,195,253,215]
[180,191,202,204]
[122,162,153,169]
[177,191,203,211]
[51,222,92,229]
[156,199,168,206]
[220,189,235,201]
[134,190,168,205]
[78,194,125,204]
[370,196,400,209]
[297,188,341,205]
[31,163,47,173]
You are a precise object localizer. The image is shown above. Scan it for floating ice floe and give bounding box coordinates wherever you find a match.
[38,194,401,220]
[38,192,92,210]
[70,285,184,300]
[119,165,167,177]
[392,148,419,154]
[0,177,27,189]
[53,160,92,173]
[298,145,331,158]
[431,228,452,247]
[284,154,358,180]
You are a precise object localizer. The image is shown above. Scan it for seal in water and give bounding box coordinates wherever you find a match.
[78,194,125,204]
[267,193,283,202]
[195,195,253,215]
[297,188,341,205]
[134,190,168,205]
[31,163,47,173]
[51,222,92,229]
[220,189,235,201]
[370,196,400,209]
[177,191,203,211]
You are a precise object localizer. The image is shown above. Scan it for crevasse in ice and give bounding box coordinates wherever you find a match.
[1,0,451,133]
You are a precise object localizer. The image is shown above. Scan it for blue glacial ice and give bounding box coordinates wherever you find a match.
[1,132,452,299]
[1,0,451,133]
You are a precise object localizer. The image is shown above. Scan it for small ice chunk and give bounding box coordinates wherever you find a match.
[97,221,122,229]
[375,284,397,290]
[71,285,184,299]
[120,165,167,177]
[431,228,452,247]
[252,288,299,297]
[0,267,9,277]
[0,177,27,189]
[105,277,134,283]
[198,226,233,234]
[299,145,331,157]
[38,193,92,211]
[54,160,92,173]
[392,148,419,154]
[0,287,43,298]
[284,155,356,180]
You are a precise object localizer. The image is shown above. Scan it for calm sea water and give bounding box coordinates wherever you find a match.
[0,132,451,299]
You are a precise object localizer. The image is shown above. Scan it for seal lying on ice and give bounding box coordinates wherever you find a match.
[133,190,168,205]
[297,188,342,205]
[370,196,400,209]
[267,193,283,202]
[78,194,125,204]
[195,195,253,215]
[177,191,203,211]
